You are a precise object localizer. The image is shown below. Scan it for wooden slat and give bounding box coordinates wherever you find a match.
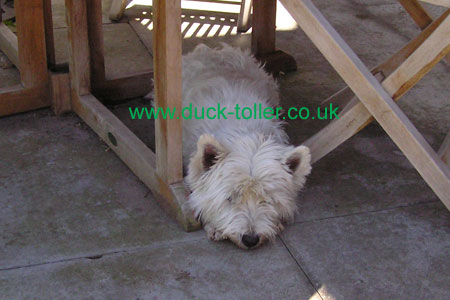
[15,0,48,88]
[439,131,450,167]
[0,23,19,68]
[237,0,252,32]
[251,0,276,55]
[43,0,56,68]
[281,0,450,205]
[399,0,433,30]
[87,0,106,86]
[94,71,153,102]
[420,0,450,7]
[152,0,184,184]
[65,0,91,96]
[0,85,50,117]
[72,94,200,231]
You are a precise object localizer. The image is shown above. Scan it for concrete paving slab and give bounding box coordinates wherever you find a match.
[0,109,203,270]
[0,238,319,300]
[53,23,153,78]
[281,202,450,300]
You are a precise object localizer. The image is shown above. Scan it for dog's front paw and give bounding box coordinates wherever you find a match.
[276,222,285,233]
[204,224,225,241]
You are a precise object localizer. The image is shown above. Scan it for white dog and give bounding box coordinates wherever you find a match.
[182,44,311,249]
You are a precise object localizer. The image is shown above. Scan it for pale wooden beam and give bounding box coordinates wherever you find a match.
[281,0,450,205]
[152,0,184,184]
[420,0,450,8]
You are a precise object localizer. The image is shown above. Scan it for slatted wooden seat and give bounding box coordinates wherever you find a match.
[109,0,253,32]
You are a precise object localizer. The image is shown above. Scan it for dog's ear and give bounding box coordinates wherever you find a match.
[189,134,228,177]
[284,146,311,184]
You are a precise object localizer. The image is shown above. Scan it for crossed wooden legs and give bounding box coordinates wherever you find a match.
[280,0,450,207]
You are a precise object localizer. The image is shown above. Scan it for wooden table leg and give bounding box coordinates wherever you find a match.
[251,0,297,75]
[153,0,184,185]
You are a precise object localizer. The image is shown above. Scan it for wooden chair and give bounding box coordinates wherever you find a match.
[279,0,450,207]
[109,0,253,32]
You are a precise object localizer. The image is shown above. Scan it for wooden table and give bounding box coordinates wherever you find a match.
[0,0,448,230]
[0,0,297,231]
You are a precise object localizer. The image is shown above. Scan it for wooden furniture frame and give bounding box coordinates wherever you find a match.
[0,0,294,231]
[109,0,253,32]
[0,0,153,116]
[0,0,50,117]
[278,0,450,208]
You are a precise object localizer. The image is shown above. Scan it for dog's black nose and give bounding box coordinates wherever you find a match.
[242,234,260,248]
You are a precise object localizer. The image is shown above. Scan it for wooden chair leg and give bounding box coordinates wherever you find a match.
[251,0,276,55]
[305,10,450,163]
[281,0,450,206]
[109,0,128,21]
[237,0,252,32]
[152,0,184,185]
[251,0,297,75]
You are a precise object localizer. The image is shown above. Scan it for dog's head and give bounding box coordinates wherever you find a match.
[186,134,311,249]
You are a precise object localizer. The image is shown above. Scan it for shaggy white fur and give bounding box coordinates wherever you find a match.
[183,44,311,249]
